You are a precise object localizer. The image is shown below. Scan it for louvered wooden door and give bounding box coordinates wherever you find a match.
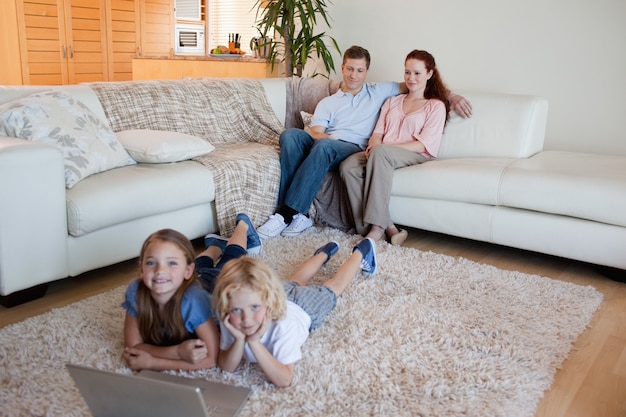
[105,0,140,81]
[137,0,173,57]
[16,0,109,84]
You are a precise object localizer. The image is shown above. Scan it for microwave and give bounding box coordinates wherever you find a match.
[175,24,205,54]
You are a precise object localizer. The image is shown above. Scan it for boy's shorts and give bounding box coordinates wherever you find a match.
[283,281,337,331]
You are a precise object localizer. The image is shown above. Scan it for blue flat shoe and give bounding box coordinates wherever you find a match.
[236,213,262,255]
[313,241,339,265]
[204,233,228,251]
[353,238,377,276]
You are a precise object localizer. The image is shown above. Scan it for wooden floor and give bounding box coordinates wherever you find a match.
[1,228,624,417]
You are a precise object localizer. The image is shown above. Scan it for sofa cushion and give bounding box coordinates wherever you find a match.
[0,90,135,188]
[438,91,548,159]
[116,129,215,163]
[66,161,215,237]
[392,157,518,206]
[499,150,626,227]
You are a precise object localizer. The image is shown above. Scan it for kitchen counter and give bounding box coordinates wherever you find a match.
[132,55,279,80]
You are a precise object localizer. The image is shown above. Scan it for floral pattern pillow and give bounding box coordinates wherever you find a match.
[0,90,135,188]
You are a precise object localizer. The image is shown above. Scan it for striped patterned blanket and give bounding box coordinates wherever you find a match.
[89,78,284,236]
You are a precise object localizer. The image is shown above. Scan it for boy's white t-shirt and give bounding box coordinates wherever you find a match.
[219,301,311,365]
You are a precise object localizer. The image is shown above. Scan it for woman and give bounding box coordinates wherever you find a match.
[340,49,450,245]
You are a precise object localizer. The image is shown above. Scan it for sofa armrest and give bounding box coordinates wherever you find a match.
[0,137,69,295]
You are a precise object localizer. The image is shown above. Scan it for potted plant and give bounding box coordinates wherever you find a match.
[249,27,273,59]
[253,0,340,78]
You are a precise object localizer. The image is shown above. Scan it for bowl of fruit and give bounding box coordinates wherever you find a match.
[210,45,245,57]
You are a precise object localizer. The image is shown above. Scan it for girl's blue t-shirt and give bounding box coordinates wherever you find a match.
[121,279,213,334]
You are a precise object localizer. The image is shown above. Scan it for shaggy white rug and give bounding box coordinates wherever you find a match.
[0,228,603,417]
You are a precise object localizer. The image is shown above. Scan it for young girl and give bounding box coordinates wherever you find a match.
[122,228,219,371]
[212,237,377,387]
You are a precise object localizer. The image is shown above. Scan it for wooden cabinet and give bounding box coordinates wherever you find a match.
[16,0,109,85]
[0,0,23,84]
[97,0,174,81]
[12,0,173,85]
[7,0,276,85]
[132,56,278,80]
[105,0,141,81]
[137,0,174,57]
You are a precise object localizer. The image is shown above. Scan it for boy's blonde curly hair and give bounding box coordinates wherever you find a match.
[212,256,287,321]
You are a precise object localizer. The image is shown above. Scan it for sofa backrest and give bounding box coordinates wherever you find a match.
[1,83,548,160]
[86,78,284,145]
[278,81,547,159]
[0,85,109,123]
[282,76,341,130]
[0,79,288,132]
[258,78,287,126]
[438,90,548,159]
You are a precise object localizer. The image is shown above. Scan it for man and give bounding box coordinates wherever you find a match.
[257,45,472,239]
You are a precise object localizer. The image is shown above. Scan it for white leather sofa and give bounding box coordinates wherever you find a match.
[390,93,626,273]
[0,78,624,306]
[0,79,287,306]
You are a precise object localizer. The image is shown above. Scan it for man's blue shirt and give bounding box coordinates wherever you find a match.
[311,82,401,148]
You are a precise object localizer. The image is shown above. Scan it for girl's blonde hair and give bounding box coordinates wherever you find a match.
[136,229,197,346]
[213,257,287,321]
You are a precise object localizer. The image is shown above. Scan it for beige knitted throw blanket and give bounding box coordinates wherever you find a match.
[89,78,285,235]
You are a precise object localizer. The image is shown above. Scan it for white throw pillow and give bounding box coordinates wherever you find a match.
[300,111,313,133]
[116,129,215,163]
[0,90,135,188]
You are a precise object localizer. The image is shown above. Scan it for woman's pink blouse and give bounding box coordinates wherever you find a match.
[372,94,446,158]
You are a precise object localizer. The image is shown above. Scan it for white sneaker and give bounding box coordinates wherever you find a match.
[257,213,288,239]
[281,213,313,237]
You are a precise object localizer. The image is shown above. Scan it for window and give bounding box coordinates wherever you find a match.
[207,0,260,51]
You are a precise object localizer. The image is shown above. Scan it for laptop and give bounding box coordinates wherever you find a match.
[66,363,251,417]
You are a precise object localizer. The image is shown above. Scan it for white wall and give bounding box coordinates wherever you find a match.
[315,0,626,155]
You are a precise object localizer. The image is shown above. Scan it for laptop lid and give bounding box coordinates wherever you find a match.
[66,364,250,417]
[136,369,251,416]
